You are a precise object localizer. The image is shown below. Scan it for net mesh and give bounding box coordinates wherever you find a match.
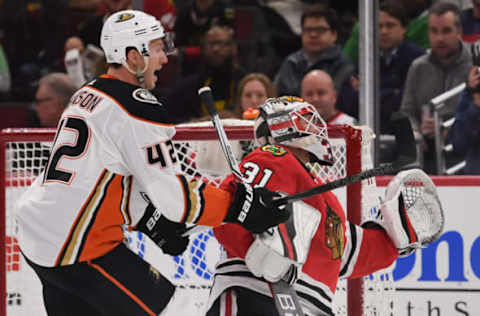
[2,123,394,316]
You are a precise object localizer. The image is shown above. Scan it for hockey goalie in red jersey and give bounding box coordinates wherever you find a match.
[207,96,444,316]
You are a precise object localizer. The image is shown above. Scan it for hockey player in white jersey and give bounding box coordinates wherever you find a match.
[15,10,290,316]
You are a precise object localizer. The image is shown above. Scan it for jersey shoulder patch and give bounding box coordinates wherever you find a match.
[89,77,172,125]
[132,88,160,105]
[260,144,288,157]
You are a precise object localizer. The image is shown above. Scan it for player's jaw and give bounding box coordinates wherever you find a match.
[145,55,168,89]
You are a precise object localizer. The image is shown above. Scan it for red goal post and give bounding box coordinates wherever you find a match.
[0,123,394,316]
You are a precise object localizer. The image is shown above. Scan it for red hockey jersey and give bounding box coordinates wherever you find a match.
[210,144,398,315]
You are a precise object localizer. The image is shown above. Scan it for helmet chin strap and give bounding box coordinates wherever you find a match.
[122,56,150,88]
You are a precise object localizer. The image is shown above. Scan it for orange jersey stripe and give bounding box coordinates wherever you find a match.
[88,262,156,316]
[56,170,110,266]
[78,174,126,262]
[196,184,231,227]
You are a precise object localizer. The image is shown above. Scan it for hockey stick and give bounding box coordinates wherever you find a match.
[198,86,305,316]
[178,113,417,236]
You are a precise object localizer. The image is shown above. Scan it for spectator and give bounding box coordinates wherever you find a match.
[32,73,77,128]
[235,73,277,119]
[274,6,354,97]
[0,44,11,94]
[64,0,177,87]
[339,1,426,130]
[301,69,356,125]
[163,25,246,123]
[65,0,132,51]
[461,0,480,38]
[450,66,480,174]
[378,1,426,133]
[10,73,76,175]
[182,73,273,177]
[343,0,432,64]
[143,0,177,32]
[256,1,302,62]
[173,0,233,76]
[400,1,472,174]
[2,1,70,100]
[174,0,233,47]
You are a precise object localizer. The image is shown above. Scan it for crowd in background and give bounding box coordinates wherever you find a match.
[0,0,479,175]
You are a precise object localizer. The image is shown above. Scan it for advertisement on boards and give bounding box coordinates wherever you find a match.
[378,177,480,316]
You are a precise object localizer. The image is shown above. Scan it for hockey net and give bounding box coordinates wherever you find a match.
[0,122,394,316]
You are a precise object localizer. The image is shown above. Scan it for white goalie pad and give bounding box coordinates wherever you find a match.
[245,238,294,283]
[245,200,321,282]
[380,168,444,256]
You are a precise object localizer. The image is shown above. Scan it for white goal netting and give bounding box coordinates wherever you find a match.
[1,122,394,316]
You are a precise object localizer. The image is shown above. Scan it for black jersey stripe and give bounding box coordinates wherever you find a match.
[120,175,133,225]
[339,222,357,277]
[215,259,247,270]
[177,175,192,224]
[296,291,334,316]
[296,279,332,302]
[193,182,207,224]
[214,271,266,282]
[87,76,173,125]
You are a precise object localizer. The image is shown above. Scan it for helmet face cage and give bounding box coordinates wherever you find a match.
[258,96,334,166]
[101,10,176,65]
[262,97,326,142]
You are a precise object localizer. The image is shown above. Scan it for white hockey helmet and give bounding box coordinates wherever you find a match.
[100,10,175,65]
[254,96,334,166]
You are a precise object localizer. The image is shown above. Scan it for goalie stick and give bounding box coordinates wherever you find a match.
[198,86,305,316]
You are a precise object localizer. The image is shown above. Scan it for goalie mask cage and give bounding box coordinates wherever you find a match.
[0,123,394,316]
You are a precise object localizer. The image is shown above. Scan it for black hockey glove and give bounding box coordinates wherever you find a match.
[225,182,291,234]
[136,203,189,256]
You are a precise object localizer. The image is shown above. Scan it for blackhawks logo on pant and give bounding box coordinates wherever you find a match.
[325,205,344,260]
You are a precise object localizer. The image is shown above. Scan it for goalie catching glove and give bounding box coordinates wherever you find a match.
[225,182,291,234]
[371,168,444,257]
[136,203,189,256]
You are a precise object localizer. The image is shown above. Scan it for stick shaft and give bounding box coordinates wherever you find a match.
[198,87,243,179]
[198,86,304,316]
[273,164,394,206]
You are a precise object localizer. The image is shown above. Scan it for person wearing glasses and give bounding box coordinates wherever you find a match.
[273,5,354,97]
[9,73,76,176]
[163,24,246,123]
[33,72,77,127]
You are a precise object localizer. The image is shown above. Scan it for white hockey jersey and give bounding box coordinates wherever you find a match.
[16,75,231,267]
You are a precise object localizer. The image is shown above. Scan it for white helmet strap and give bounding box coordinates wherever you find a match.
[122,55,149,88]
